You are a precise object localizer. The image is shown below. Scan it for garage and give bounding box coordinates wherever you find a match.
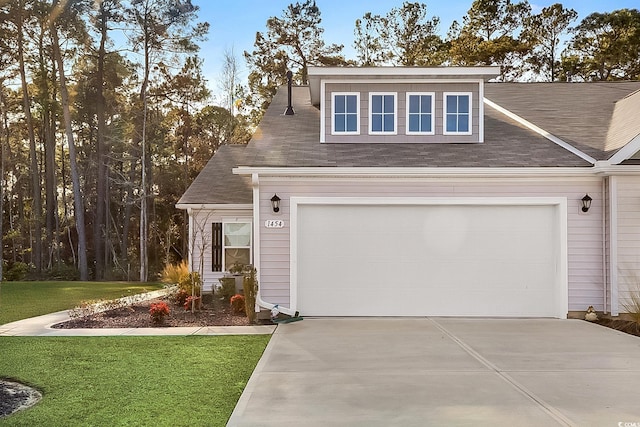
[293,199,567,318]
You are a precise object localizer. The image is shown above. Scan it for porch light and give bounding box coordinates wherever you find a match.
[271,194,281,213]
[581,194,592,213]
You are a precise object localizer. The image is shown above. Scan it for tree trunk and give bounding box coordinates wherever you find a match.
[93,4,108,280]
[17,1,42,274]
[50,20,89,281]
[0,85,7,281]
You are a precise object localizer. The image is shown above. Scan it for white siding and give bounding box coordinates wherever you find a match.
[614,176,640,313]
[258,177,605,312]
[188,209,252,292]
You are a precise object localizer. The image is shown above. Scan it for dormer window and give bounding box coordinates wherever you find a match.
[444,93,472,135]
[332,93,359,134]
[406,93,435,135]
[369,93,397,134]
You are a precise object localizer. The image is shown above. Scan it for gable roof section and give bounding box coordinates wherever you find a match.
[484,82,640,161]
[239,85,590,168]
[177,144,251,207]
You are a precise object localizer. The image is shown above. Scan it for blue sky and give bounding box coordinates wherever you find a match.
[193,0,638,101]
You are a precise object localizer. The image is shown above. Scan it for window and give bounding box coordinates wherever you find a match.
[212,222,252,271]
[369,93,396,134]
[444,93,472,135]
[332,93,359,134]
[406,93,434,135]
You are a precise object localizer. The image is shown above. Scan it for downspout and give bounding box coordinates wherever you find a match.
[251,173,298,317]
[602,178,608,313]
[609,176,619,316]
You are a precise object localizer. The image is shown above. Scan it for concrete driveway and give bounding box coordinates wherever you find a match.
[228,318,640,427]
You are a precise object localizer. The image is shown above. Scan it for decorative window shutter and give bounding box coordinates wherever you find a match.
[212,222,222,271]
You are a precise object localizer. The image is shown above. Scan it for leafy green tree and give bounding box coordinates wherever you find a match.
[244,0,346,119]
[448,0,531,80]
[354,2,444,66]
[522,3,577,81]
[125,0,208,281]
[561,9,640,81]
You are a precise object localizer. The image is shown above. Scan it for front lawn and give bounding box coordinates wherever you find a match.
[0,335,269,426]
[0,281,164,325]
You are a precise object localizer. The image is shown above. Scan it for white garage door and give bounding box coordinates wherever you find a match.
[295,202,564,317]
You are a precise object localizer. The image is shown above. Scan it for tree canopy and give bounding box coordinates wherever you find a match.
[1,0,639,282]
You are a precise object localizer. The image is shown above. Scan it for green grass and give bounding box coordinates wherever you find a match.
[0,335,270,426]
[0,281,165,325]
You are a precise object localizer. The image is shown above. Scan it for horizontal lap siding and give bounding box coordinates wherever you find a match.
[189,209,252,292]
[615,176,640,311]
[258,177,605,311]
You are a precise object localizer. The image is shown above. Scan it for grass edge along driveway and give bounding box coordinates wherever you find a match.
[0,335,270,426]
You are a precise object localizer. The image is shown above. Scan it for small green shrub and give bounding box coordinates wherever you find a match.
[5,262,31,281]
[44,263,80,281]
[219,277,236,301]
[230,294,245,314]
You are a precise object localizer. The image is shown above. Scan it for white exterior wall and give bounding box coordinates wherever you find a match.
[613,176,640,313]
[257,176,605,312]
[188,208,252,292]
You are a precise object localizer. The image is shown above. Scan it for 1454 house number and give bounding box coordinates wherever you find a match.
[264,220,285,228]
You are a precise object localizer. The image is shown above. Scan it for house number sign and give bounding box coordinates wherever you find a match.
[264,220,285,229]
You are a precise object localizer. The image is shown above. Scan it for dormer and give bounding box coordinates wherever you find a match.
[307,66,500,144]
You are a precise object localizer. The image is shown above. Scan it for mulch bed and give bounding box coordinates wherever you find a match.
[590,318,640,337]
[52,294,261,329]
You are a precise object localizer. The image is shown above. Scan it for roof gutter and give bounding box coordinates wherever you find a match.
[234,166,597,178]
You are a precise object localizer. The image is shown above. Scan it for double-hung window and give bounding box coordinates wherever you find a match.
[444,93,472,135]
[406,93,435,135]
[369,93,396,134]
[212,222,252,271]
[332,93,359,134]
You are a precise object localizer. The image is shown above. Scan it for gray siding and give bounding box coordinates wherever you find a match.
[324,82,480,143]
[258,177,605,312]
[614,176,640,313]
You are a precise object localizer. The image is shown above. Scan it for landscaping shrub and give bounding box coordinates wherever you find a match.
[230,294,245,314]
[5,262,31,281]
[219,277,236,301]
[184,295,200,311]
[44,263,80,281]
[160,260,189,285]
[621,278,640,325]
[243,266,258,323]
[150,301,170,324]
[160,261,202,311]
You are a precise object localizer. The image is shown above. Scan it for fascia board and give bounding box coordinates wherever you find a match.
[308,66,500,77]
[607,133,640,165]
[175,203,253,210]
[233,166,594,178]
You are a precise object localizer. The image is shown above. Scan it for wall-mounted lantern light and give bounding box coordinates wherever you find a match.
[271,194,281,213]
[581,194,592,213]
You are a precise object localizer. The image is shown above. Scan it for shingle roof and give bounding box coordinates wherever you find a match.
[484,82,640,159]
[177,144,251,205]
[180,78,640,206]
[240,85,593,168]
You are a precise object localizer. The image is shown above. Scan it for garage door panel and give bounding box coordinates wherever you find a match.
[297,203,560,317]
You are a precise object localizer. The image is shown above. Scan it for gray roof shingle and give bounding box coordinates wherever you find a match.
[177,144,251,205]
[180,79,640,206]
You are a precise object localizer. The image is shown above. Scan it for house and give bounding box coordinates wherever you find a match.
[177,66,640,319]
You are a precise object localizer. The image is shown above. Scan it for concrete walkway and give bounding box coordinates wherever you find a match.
[0,290,276,336]
[228,317,640,427]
